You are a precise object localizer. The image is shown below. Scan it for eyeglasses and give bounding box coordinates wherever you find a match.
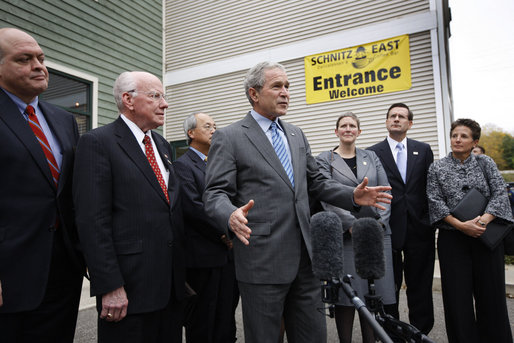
[199,124,216,131]
[127,90,167,102]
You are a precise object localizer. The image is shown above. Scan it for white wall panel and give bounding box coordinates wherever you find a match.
[166,30,440,158]
[165,0,430,71]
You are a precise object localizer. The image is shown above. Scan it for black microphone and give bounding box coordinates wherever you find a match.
[310,211,344,281]
[311,213,394,343]
[352,217,385,280]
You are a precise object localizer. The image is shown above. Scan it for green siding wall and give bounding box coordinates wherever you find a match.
[0,0,163,128]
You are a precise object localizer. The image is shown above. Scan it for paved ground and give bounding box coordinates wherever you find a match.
[74,290,514,343]
[74,262,514,342]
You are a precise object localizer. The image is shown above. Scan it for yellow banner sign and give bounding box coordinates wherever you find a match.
[304,35,411,104]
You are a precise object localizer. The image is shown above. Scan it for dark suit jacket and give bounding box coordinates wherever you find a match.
[0,89,85,313]
[368,138,434,250]
[173,148,229,268]
[203,112,356,284]
[73,117,185,314]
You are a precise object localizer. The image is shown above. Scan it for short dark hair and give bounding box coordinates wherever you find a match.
[387,103,413,121]
[450,118,481,141]
[474,145,486,154]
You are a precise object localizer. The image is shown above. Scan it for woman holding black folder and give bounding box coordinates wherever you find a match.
[427,118,513,343]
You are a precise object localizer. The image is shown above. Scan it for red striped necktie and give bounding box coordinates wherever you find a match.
[25,105,60,187]
[143,135,169,203]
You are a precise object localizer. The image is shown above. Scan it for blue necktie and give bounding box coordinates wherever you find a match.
[396,142,407,183]
[270,121,294,187]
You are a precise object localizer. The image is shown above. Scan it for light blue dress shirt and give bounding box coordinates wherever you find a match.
[3,89,62,169]
[250,109,293,163]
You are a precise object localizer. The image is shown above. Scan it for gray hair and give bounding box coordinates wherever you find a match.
[336,111,361,130]
[183,113,200,145]
[113,72,138,111]
[244,62,286,106]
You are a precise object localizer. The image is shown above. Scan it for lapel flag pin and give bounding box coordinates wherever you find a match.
[413,151,419,155]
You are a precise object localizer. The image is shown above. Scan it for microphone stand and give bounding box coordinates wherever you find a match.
[364,279,382,314]
[364,279,436,343]
[339,275,394,343]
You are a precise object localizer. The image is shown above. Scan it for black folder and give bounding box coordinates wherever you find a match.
[451,188,487,221]
[451,188,512,250]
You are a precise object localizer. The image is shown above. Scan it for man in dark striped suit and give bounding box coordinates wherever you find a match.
[74,71,186,343]
[0,28,85,342]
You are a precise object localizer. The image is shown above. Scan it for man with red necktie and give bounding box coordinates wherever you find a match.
[73,71,186,343]
[0,28,85,342]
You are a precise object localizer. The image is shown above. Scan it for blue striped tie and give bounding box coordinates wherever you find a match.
[270,121,294,187]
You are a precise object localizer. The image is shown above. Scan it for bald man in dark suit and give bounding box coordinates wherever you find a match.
[0,28,85,342]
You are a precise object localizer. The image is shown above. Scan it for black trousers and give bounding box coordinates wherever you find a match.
[98,290,184,343]
[384,217,435,335]
[0,233,83,343]
[438,229,512,343]
[185,260,239,343]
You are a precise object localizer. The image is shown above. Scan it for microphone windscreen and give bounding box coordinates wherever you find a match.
[352,217,385,280]
[311,211,344,280]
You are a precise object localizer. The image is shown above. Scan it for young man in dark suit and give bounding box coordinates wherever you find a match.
[73,71,185,343]
[368,103,435,334]
[174,112,239,343]
[0,28,85,342]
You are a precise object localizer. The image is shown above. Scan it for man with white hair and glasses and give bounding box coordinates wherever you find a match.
[74,71,186,343]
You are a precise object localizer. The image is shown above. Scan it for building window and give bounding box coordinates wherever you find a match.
[170,140,189,161]
[40,68,92,135]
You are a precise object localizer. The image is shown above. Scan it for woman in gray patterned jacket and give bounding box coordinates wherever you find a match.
[427,118,513,343]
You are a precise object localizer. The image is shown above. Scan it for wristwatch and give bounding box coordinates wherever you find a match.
[478,220,486,227]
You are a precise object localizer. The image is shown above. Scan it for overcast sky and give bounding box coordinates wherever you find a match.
[449,0,514,134]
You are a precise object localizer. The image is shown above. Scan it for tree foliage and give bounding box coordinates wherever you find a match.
[480,125,514,170]
[502,134,514,169]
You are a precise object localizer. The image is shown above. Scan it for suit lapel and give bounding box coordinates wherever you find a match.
[378,139,403,182]
[186,148,206,174]
[331,152,358,185]
[185,149,206,191]
[114,118,169,204]
[0,91,55,189]
[153,132,180,207]
[242,114,293,190]
[40,101,72,195]
[355,149,371,183]
[153,132,173,170]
